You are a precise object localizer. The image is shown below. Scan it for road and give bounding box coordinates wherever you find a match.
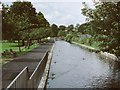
[47,41,120,88]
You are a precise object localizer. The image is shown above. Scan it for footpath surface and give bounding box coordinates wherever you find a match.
[2,42,53,89]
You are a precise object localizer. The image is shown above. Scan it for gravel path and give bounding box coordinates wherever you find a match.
[2,42,53,89]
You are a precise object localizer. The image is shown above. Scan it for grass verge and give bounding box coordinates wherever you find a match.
[0,42,39,65]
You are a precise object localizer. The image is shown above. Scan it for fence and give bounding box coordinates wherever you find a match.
[6,50,49,89]
[6,67,29,89]
[28,51,48,88]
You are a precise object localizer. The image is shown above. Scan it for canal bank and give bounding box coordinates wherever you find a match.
[72,41,119,62]
[46,41,120,88]
[38,44,54,88]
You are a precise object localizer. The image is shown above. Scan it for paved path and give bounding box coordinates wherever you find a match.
[2,42,53,88]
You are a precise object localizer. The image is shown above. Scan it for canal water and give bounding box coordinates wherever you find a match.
[47,41,120,88]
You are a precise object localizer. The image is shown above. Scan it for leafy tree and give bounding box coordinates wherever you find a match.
[57,30,66,37]
[51,24,58,37]
[67,24,74,31]
[2,2,36,51]
[30,28,51,43]
[36,12,50,27]
[65,31,79,43]
[59,25,66,31]
[78,23,90,34]
[74,24,80,31]
[2,4,15,40]
[2,1,51,52]
[81,2,120,56]
[10,2,37,24]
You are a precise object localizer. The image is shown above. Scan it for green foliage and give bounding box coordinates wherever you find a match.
[74,24,80,31]
[1,41,39,60]
[1,42,20,52]
[59,25,66,31]
[65,31,79,43]
[36,12,50,27]
[65,33,73,43]
[2,1,51,52]
[51,24,58,37]
[78,23,91,34]
[67,24,74,31]
[57,30,67,37]
[2,1,50,40]
[81,2,120,56]
[10,2,37,24]
[29,28,51,40]
[73,37,100,50]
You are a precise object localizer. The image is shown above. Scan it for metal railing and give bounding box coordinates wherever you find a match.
[28,51,48,88]
[6,50,49,89]
[6,67,29,89]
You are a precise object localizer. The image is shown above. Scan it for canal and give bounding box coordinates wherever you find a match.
[47,41,120,88]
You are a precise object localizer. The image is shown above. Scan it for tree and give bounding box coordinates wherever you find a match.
[2,1,50,52]
[57,30,66,37]
[67,24,74,31]
[2,4,16,40]
[3,1,36,51]
[81,2,120,56]
[78,23,90,34]
[59,25,66,31]
[10,2,37,24]
[51,24,58,37]
[74,24,80,31]
[30,27,51,43]
[36,12,50,27]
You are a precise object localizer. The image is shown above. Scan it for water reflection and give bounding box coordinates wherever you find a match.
[47,41,120,88]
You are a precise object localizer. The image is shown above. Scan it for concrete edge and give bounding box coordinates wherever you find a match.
[38,44,54,89]
[72,41,99,52]
[99,51,119,62]
[72,41,119,62]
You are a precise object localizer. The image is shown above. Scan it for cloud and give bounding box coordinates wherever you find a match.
[23,0,94,3]
[2,0,94,25]
[36,2,89,25]
[46,14,53,20]
[61,14,74,21]
[33,2,89,25]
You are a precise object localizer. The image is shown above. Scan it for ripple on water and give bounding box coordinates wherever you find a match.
[47,41,120,88]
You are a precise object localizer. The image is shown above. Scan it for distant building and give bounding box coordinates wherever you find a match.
[79,34,92,39]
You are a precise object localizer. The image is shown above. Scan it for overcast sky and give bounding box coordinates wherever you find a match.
[2,0,95,26]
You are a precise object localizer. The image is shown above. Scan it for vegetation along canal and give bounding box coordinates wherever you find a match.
[47,41,120,88]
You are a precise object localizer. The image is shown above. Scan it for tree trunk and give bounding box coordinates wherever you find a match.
[18,39,21,52]
[37,39,40,43]
[27,39,30,49]
[22,39,25,46]
[39,38,41,43]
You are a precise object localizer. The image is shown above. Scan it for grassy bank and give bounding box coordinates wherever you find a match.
[0,42,20,52]
[72,37,101,51]
[1,41,39,53]
[0,41,39,65]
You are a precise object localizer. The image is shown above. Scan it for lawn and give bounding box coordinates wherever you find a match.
[0,41,39,64]
[16,43,39,56]
[0,41,39,53]
[0,42,20,53]
[72,37,100,51]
